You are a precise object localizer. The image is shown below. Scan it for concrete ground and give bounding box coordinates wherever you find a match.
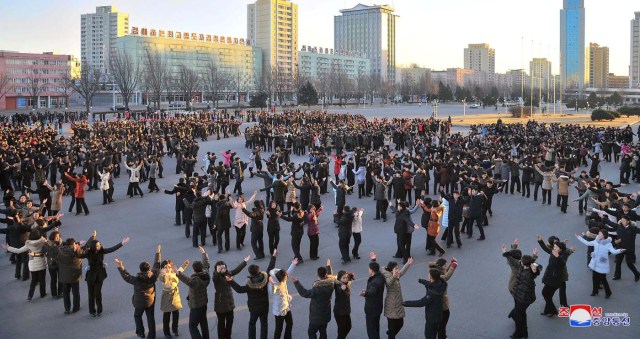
[0,106,638,339]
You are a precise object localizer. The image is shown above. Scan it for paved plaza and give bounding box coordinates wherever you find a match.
[1,107,638,339]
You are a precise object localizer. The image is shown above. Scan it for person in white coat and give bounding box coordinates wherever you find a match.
[231,191,257,250]
[575,229,625,298]
[124,155,144,198]
[3,229,48,300]
[351,207,364,259]
[268,258,298,339]
[159,259,182,337]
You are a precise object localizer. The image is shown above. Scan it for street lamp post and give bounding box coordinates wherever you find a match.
[463,99,466,116]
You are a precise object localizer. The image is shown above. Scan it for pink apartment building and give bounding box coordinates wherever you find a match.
[0,51,77,109]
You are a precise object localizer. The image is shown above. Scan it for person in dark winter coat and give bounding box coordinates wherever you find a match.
[540,241,567,317]
[333,268,354,339]
[330,179,348,221]
[292,262,335,339]
[359,252,386,339]
[393,201,419,264]
[508,255,541,339]
[402,268,448,339]
[266,201,281,255]
[115,244,162,339]
[537,234,574,308]
[85,235,129,316]
[215,193,233,253]
[337,206,355,264]
[177,246,211,339]
[243,200,266,259]
[229,251,277,339]
[212,256,249,339]
[183,189,215,247]
[58,232,94,314]
[280,202,306,263]
[163,178,187,226]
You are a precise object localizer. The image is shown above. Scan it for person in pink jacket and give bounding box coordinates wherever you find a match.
[231,191,257,250]
[306,205,323,260]
[221,150,236,168]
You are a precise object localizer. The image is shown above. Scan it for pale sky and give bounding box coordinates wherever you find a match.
[0,0,636,75]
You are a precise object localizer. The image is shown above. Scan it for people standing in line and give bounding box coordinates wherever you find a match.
[212,256,250,339]
[85,234,129,316]
[359,252,386,339]
[306,204,323,260]
[159,259,182,338]
[114,244,161,339]
[423,258,458,339]
[228,249,278,339]
[351,207,364,260]
[402,268,448,339]
[381,256,413,339]
[575,229,625,298]
[176,246,210,339]
[292,259,335,339]
[269,257,299,339]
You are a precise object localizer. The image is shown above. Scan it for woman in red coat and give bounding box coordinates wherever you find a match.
[64,171,89,215]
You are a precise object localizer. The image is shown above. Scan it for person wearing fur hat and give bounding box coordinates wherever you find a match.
[575,229,626,298]
[176,246,210,339]
[423,257,458,339]
[292,259,335,339]
[114,244,161,338]
[228,250,277,339]
[402,268,448,339]
[269,257,299,339]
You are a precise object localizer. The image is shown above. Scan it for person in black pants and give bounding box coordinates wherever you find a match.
[58,233,94,314]
[537,234,573,307]
[360,253,385,339]
[46,231,63,298]
[333,270,353,339]
[176,246,211,339]
[243,200,266,259]
[184,190,215,248]
[266,201,281,255]
[215,194,233,253]
[337,206,354,264]
[605,216,640,281]
[373,176,391,222]
[228,251,277,339]
[280,203,305,263]
[212,257,249,339]
[403,268,448,339]
[540,242,567,317]
[465,187,486,240]
[292,263,335,339]
[444,191,464,248]
[85,235,129,316]
[164,178,187,226]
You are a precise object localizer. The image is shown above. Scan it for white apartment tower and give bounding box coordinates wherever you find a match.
[464,43,496,84]
[631,12,640,88]
[334,4,397,81]
[81,6,129,74]
[529,58,552,90]
[247,0,298,91]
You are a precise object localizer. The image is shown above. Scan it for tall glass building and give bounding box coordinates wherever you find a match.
[560,0,585,90]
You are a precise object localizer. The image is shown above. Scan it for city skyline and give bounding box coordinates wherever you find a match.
[0,0,636,75]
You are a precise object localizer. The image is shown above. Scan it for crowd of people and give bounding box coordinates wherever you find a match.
[1,109,639,339]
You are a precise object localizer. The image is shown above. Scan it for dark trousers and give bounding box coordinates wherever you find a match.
[62,282,80,312]
[291,233,303,261]
[425,321,439,339]
[533,182,542,201]
[28,269,46,299]
[512,301,530,338]
[521,181,530,197]
[134,305,156,338]
[268,230,280,255]
[402,233,412,264]
[235,225,247,249]
[386,317,404,338]
[559,281,568,307]
[510,176,521,193]
[216,310,234,339]
[339,236,350,262]
[248,311,268,339]
[252,230,265,258]
[128,182,144,197]
[189,306,209,339]
[274,311,293,339]
[446,221,462,247]
[217,228,231,252]
[87,280,104,314]
[558,194,568,212]
[365,311,382,339]
[175,209,183,225]
[541,285,559,315]
[614,252,640,279]
[49,266,62,297]
[208,217,217,245]
[352,232,361,258]
[308,322,328,339]
[467,217,485,238]
[75,197,89,214]
[193,221,207,247]
[309,234,319,259]
[427,235,445,254]
[437,309,450,339]
[541,189,551,204]
[15,252,29,280]
[148,178,159,191]
[592,271,611,296]
[375,199,388,220]
[335,314,352,339]
[163,310,179,336]
[102,190,109,204]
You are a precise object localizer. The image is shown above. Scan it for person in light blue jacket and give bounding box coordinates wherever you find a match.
[575,229,625,298]
[353,165,367,198]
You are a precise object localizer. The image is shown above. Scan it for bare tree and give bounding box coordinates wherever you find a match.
[331,64,353,106]
[110,50,141,111]
[260,67,276,108]
[175,64,200,111]
[272,66,288,106]
[142,49,169,109]
[316,69,333,106]
[69,64,103,114]
[0,72,13,102]
[356,73,369,104]
[25,66,44,108]
[367,73,382,104]
[202,59,230,108]
[59,73,75,108]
